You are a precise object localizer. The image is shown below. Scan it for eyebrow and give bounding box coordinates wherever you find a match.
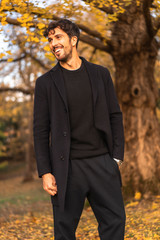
[48,33,63,41]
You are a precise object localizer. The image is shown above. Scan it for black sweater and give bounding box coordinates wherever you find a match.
[61,61,108,160]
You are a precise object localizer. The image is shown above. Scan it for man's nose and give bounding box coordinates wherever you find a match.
[51,39,58,48]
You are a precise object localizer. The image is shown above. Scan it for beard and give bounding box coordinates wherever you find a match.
[52,43,73,62]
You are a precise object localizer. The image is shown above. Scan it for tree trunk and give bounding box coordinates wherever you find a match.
[23,94,35,182]
[110,5,160,198]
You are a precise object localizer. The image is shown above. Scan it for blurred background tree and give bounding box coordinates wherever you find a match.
[0,0,160,198]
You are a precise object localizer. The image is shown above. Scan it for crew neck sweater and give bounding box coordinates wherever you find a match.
[61,61,108,159]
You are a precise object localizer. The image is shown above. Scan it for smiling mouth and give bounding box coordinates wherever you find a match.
[54,47,63,54]
[55,49,61,53]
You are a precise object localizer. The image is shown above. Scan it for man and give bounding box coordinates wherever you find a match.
[33,19,125,240]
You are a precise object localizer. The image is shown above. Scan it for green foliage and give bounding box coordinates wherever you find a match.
[0,94,29,159]
[0,160,8,170]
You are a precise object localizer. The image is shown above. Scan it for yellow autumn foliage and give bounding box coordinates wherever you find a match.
[44,45,50,52]
[0,0,160,62]
[134,191,142,200]
[7,58,13,62]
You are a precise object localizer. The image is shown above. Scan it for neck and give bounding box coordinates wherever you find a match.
[59,53,82,70]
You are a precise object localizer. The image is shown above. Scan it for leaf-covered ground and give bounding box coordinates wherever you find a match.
[0,172,160,239]
[0,197,160,240]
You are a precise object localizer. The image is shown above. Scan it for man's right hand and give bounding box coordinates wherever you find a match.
[42,173,57,196]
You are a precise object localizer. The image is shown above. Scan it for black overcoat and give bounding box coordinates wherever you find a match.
[33,57,124,211]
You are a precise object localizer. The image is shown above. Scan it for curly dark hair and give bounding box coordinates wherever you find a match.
[43,19,80,48]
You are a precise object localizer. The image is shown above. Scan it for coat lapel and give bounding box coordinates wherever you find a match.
[81,57,98,107]
[50,57,98,110]
[50,62,69,111]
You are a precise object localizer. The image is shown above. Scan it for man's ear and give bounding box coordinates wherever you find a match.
[71,36,78,47]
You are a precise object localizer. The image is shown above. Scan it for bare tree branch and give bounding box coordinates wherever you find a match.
[154,16,160,32]
[1,16,111,52]
[142,0,155,38]
[151,4,157,8]
[0,55,26,63]
[2,17,20,26]
[18,61,27,84]
[89,48,97,61]
[2,15,104,41]
[40,12,105,41]
[1,17,37,27]
[80,34,111,52]
[0,87,34,95]
[78,46,89,55]
[78,23,104,40]
[0,51,50,70]
[157,40,160,49]
[1,1,106,40]
[28,53,51,70]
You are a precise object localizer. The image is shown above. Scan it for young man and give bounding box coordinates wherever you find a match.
[33,19,125,240]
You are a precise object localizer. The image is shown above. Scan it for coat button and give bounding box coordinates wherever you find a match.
[63,131,67,137]
[60,155,64,161]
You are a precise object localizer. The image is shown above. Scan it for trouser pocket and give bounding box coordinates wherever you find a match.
[103,153,122,187]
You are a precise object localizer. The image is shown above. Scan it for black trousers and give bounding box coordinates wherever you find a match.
[51,153,126,240]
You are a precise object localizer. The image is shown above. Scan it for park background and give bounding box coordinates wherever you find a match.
[0,0,160,239]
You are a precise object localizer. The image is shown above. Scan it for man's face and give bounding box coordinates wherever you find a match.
[48,27,74,62]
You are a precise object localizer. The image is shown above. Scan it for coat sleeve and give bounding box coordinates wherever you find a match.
[33,77,52,177]
[104,69,125,161]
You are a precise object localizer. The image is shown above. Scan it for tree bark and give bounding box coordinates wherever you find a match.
[110,5,160,197]
[23,94,36,182]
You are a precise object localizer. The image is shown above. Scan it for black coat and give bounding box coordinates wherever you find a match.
[33,57,124,211]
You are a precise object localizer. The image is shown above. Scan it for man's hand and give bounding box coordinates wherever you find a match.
[113,158,123,169]
[42,173,57,196]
